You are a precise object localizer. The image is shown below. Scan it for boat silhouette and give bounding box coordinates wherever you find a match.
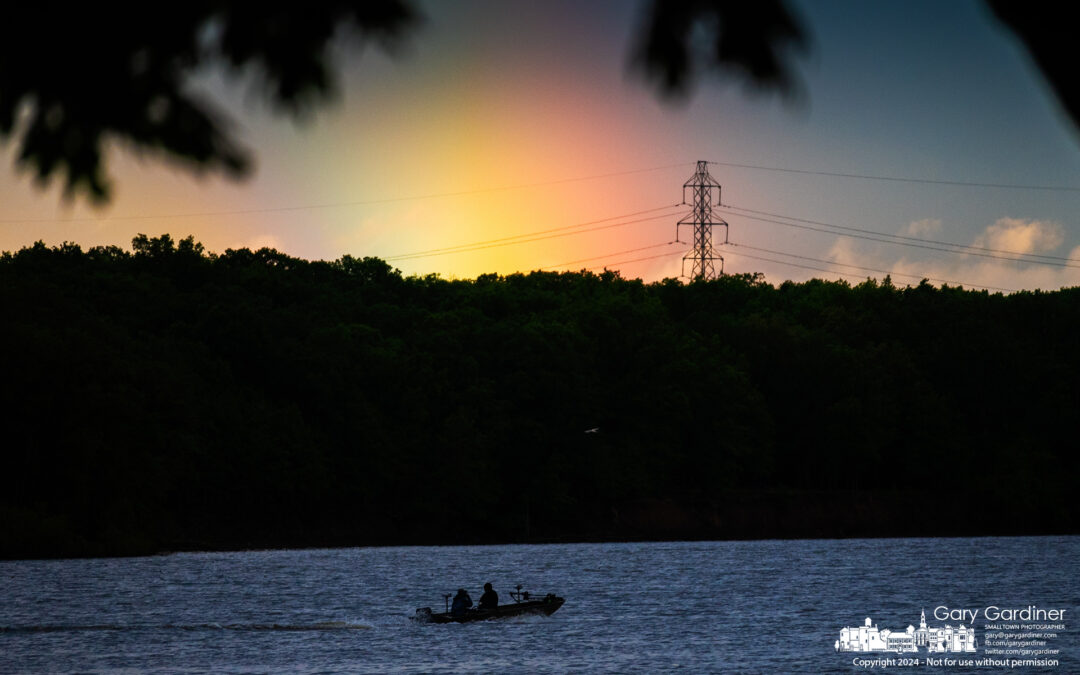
[412,586,565,624]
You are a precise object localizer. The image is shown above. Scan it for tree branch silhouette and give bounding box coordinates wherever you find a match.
[0,3,418,203]
[985,0,1078,135]
[630,0,809,103]
[0,2,1073,205]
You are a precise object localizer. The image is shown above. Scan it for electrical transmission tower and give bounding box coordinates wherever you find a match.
[677,160,727,281]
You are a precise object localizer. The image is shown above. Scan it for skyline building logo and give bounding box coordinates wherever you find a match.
[836,610,978,654]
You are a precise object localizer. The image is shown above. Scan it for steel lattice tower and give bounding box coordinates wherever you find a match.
[677,160,727,281]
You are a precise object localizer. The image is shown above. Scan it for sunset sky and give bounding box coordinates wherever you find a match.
[2,0,1079,292]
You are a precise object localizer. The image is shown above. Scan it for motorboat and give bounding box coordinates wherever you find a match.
[412,586,565,624]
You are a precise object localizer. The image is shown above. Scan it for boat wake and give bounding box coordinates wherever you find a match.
[1,621,373,633]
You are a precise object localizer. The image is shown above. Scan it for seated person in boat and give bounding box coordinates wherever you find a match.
[478,582,498,610]
[451,588,473,616]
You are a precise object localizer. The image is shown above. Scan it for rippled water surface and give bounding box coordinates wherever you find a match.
[2,537,1077,673]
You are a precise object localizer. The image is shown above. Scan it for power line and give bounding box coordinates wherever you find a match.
[724,248,872,281]
[723,203,1080,264]
[581,249,685,273]
[543,241,679,270]
[728,243,1017,292]
[707,160,1080,193]
[386,204,679,260]
[725,248,1017,293]
[0,162,692,225]
[386,206,683,261]
[720,206,1080,270]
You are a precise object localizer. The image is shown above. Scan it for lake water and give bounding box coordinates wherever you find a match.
[1,537,1076,673]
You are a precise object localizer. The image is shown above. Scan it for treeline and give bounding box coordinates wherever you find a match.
[2,235,1077,559]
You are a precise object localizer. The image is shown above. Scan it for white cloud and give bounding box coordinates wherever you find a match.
[903,218,941,237]
[973,217,1064,255]
[825,237,861,267]
[804,217,1080,294]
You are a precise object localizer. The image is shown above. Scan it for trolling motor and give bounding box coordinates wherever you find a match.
[509,584,531,603]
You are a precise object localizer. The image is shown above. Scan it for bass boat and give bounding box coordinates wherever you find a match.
[413,586,565,624]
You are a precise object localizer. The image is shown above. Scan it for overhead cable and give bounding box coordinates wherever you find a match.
[724,245,1017,293]
[707,161,1080,193]
[0,162,691,224]
[720,207,1080,270]
[386,206,683,261]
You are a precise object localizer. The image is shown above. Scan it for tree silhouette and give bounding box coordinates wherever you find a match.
[2,236,1076,557]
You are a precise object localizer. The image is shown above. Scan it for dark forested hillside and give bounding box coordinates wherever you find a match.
[2,235,1076,559]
